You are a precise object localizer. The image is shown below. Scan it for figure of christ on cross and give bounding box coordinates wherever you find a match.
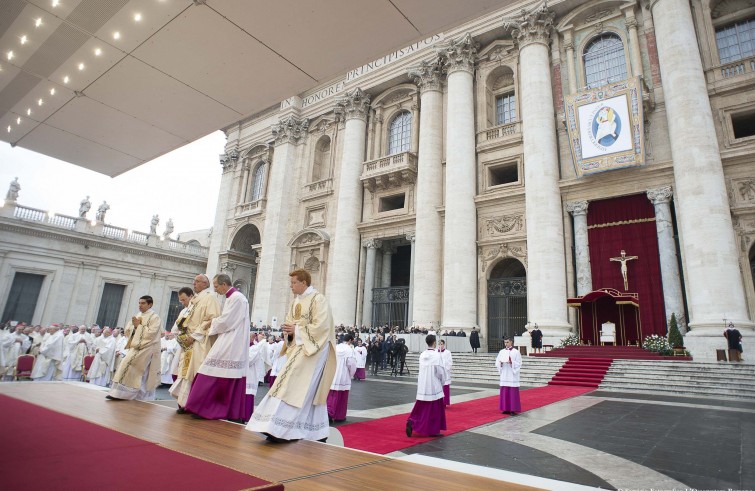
[610,250,638,291]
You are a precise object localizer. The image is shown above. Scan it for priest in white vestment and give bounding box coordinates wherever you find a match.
[438,339,453,406]
[88,328,117,386]
[29,327,44,357]
[0,327,13,377]
[170,277,221,412]
[245,333,266,421]
[108,296,162,400]
[353,339,367,381]
[185,274,250,422]
[31,325,65,381]
[161,332,179,385]
[247,269,336,443]
[406,334,447,437]
[112,328,127,374]
[62,326,90,380]
[327,334,357,422]
[3,326,31,380]
[496,338,522,414]
[269,338,286,387]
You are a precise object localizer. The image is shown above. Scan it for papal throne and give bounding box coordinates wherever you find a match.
[600,322,616,346]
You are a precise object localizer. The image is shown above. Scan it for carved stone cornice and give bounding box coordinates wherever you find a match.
[363,238,382,249]
[219,153,234,173]
[647,186,673,205]
[505,6,555,50]
[478,242,527,272]
[334,88,371,122]
[271,115,309,146]
[408,59,444,93]
[565,200,589,216]
[437,33,478,75]
[405,232,416,242]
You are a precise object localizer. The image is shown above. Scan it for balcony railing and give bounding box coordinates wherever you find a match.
[477,121,521,146]
[235,199,264,217]
[301,178,334,201]
[2,202,207,258]
[361,152,417,191]
[708,55,755,84]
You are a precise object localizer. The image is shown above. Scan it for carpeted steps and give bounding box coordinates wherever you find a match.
[548,357,613,388]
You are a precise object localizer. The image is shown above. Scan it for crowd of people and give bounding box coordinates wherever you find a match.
[1,269,521,443]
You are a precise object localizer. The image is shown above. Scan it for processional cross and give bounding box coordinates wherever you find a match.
[609,250,638,291]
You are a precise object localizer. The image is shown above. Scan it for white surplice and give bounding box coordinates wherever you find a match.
[197,290,249,379]
[160,337,178,384]
[330,343,357,391]
[495,347,522,387]
[416,349,446,401]
[439,348,453,386]
[354,345,367,369]
[246,341,265,396]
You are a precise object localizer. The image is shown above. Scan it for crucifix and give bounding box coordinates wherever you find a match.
[610,250,638,291]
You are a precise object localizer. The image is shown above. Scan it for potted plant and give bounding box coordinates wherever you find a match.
[667,313,685,355]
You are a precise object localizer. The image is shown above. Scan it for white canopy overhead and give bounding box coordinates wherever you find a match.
[0,0,514,176]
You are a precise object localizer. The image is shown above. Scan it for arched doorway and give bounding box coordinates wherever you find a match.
[226,224,261,305]
[487,258,527,352]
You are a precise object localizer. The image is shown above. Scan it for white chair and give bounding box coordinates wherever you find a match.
[600,322,616,346]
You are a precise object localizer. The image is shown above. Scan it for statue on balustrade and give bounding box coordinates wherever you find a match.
[6,177,20,202]
[96,201,110,222]
[150,214,160,235]
[163,218,174,239]
[79,196,91,218]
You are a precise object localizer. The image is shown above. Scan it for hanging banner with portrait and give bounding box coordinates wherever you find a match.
[564,77,645,177]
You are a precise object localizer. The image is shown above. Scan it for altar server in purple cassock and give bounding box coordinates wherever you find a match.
[496,338,522,415]
[406,334,447,438]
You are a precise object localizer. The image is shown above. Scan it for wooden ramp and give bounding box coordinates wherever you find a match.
[0,383,542,491]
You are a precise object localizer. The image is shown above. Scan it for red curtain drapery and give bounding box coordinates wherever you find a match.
[586,194,666,338]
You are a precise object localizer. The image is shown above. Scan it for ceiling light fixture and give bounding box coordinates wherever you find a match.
[26,108,31,116]
[94,48,102,56]
[78,62,84,70]
[113,31,121,40]
[134,13,142,22]
[7,126,11,133]
[63,76,69,84]
[52,0,59,7]
[38,98,43,106]
[16,117,21,124]
[7,51,14,61]
[50,87,55,95]
[20,35,28,45]
[35,18,42,28]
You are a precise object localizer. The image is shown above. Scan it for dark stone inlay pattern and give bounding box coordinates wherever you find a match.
[402,432,615,489]
[533,400,755,490]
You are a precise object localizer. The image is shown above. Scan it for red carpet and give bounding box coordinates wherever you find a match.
[0,394,281,491]
[533,345,692,360]
[548,357,613,388]
[339,385,592,454]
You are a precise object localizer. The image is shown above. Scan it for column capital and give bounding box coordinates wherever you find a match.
[565,200,589,216]
[335,88,371,122]
[408,59,444,93]
[405,232,416,242]
[437,33,478,75]
[363,238,382,249]
[506,6,555,50]
[647,186,673,205]
[271,115,309,146]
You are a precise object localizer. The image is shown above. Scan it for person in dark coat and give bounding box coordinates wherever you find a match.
[530,323,543,354]
[724,323,743,362]
[469,327,480,354]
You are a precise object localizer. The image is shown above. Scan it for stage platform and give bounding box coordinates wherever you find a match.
[0,383,541,491]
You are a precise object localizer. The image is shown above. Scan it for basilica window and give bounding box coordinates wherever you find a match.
[583,33,628,88]
[716,17,755,63]
[312,136,331,182]
[387,111,412,155]
[250,162,265,202]
[495,92,517,125]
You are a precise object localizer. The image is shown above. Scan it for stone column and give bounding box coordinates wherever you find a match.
[327,88,370,325]
[408,59,445,327]
[406,232,416,327]
[438,34,478,331]
[651,0,752,333]
[623,7,644,79]
[206,152,236,276]
[647,186,687,332]
[251,115,308,325]
[563,29,578,94]
[566,201,592,296]
[410,101,420,154]
[373,106,384,158]
[361,239,381,327]
[381,247,393,288]
[513,8,571,336]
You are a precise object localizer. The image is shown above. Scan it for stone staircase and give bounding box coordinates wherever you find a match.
[398,352,564,387]
[394,353,755,401]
